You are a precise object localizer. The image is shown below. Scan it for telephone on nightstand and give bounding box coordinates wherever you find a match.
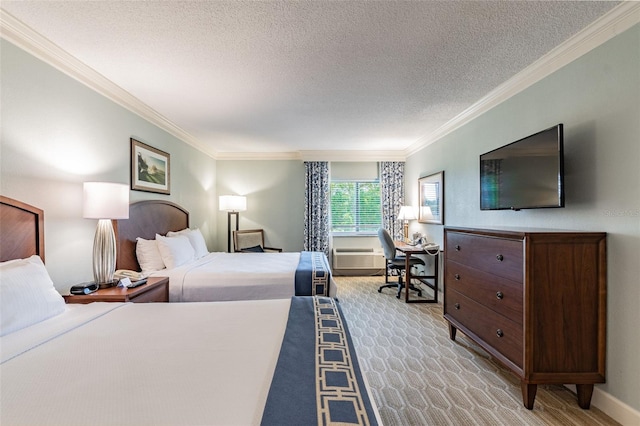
[114,270,148,288]
[114,270,145,281]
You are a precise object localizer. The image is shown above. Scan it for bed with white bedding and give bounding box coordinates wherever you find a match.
[154,251,333,302]
[0,196,379,425]
[115,200,335,302]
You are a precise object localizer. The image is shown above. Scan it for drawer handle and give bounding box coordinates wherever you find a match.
[454,274,461,280]
[496,254,504,262]
[454,303,460,310]
[496,291,504,300]
[455,245,461,251]
[496,329,504,338]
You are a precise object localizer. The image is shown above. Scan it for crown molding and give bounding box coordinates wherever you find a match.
[405,2,640,157]
[299,150,406,162]
[215,151,302,161]
[0,9,217,159]
[215,150,406,162]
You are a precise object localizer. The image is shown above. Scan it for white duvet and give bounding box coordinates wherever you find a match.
[151,252,336,302]
[0,299,291,425]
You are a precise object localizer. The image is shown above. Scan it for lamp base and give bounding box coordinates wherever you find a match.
[97,280,119,289]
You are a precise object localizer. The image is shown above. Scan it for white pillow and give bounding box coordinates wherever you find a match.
[167,228,209,259]
[136,237,166,274]
[155,234,195,269]
[0,255,66,337]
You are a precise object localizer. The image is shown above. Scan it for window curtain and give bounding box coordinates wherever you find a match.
[304,161,330,257]
[380,161,405,240]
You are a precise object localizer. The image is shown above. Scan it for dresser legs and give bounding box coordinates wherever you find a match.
[521,382,594,410]
[576,384,594,409]
[448,323,457,340]
[521,382,537,409]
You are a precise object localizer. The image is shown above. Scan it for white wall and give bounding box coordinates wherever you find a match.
[1,40,218,292]
[405,24,640,415]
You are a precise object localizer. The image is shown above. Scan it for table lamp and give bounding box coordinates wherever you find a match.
[397,206,416,243]
[83,182,129,287]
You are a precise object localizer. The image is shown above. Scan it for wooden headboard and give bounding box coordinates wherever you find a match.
[0,196,45,262]
[114,200,189,271]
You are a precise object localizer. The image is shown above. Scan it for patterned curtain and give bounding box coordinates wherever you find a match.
[380,161,405,240]
[304,161,330,257]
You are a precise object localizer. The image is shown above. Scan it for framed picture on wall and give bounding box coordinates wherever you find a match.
[130,138,170,194]
[418,171,444,224]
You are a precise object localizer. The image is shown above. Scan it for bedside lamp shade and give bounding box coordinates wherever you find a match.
[83,182,129,219]
[83,182,129,287]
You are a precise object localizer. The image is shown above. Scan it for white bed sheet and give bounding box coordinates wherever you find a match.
[0,299,291,426]
[152,252,336,302]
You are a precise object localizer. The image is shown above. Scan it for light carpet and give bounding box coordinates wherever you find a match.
[334,275,619,426]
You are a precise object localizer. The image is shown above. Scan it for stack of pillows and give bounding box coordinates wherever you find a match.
[136,228,209,275]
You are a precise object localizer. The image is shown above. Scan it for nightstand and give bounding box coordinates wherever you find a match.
[64,277,169,304]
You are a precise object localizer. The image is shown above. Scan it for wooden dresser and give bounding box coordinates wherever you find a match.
[443,227,606,410]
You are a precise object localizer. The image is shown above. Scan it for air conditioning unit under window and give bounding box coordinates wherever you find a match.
[332,248,385,270]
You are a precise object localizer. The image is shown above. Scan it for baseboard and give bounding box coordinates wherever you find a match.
[565,385,640,425]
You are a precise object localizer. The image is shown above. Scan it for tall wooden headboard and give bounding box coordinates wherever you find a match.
[0,196,45,262]
[114,200,189,271]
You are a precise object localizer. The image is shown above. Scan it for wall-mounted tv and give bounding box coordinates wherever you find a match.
[480,124,564,211]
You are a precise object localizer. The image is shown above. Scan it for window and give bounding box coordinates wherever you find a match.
[330,181,381,233]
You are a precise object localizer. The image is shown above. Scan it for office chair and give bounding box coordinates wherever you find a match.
[377,228,424,299]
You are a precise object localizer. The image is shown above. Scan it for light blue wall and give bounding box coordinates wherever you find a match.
[1,40,218,290]
[406,24,640,412]
[215,160,305,252]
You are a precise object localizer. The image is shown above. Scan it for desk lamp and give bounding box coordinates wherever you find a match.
[397,206,416,243]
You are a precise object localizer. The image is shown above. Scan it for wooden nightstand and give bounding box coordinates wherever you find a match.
[64,277,169,304]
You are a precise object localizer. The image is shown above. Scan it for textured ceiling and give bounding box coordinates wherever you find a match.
[1,1,620,156]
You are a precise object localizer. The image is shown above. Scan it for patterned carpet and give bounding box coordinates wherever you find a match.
[334,276,619,426]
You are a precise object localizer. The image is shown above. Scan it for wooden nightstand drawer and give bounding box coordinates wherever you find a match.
[64,277,169,304]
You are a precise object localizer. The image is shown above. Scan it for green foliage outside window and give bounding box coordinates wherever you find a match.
[330,181,381,233]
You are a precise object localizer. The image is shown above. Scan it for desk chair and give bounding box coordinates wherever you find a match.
[232,229,282,253]
[377,228,424,299]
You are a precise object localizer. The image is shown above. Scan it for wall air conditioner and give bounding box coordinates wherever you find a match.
[332,248,386,270]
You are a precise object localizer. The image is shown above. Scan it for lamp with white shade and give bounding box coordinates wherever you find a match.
[397,205,416,243]
[83,182,129,287]
[219,195,247,252]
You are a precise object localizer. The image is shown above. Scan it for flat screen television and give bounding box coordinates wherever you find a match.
[480,124,564,211]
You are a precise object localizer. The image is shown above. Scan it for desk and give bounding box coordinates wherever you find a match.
[394,241,440,303]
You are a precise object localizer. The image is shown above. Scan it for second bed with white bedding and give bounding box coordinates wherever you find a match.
[153,251,337,302]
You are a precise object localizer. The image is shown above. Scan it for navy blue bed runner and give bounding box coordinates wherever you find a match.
[295,251,331,296]
[261,296,378,426]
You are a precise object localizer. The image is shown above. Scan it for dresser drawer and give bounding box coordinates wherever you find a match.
[445,260,523,325]
[446,232,523,282]
[445,289,523,368]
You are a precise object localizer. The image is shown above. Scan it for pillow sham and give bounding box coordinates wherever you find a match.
[155,234,195,269]
[167,228,209,259]
[136,237,166,274]
[0,255,66,337]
